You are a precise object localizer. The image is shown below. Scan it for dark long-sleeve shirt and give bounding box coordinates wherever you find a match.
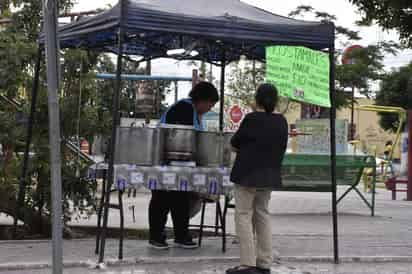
[165,100,194,125]
[230,112,288,188]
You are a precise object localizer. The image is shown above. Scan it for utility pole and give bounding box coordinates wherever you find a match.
[350,86,355,140]
[43,0,63,273]
[174,81,178,103]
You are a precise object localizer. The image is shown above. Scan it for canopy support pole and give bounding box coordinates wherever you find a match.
[329,39,339,264]
[174,80,178,103]
[98,0,126,264]
[43,0,63,272]
[408,109,412,201]
[219,54,226,131]
[13,46,42,239]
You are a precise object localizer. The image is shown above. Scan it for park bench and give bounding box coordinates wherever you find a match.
[218,154,378,217]
[218,153,377,253]
[280,153,376,218]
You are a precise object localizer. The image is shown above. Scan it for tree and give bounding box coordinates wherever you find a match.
[225,60,296,122]
[288,5,362,43]
[375,63,412,132]
[1,0,174,237]
[223,6,364,119]
[287,6,400,121]
[226,60,265,108]
[288,5,398,97]
[0,0,111,237]
[337,45,386,97]
[0,1,11,17]
[121,60,172,119]
[349,0,412,47]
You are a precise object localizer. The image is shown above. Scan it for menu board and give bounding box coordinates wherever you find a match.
[266,46,330,108]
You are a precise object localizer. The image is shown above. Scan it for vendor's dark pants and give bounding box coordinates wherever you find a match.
[149,190,190,242]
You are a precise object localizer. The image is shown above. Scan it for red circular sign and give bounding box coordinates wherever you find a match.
[342,45,363,65]
[229,105,243,123]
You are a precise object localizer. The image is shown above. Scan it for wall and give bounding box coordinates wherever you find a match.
[336,98,400,158]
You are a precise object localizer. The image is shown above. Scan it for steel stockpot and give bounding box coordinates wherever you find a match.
[160,124,196,161]
[114,125,163,165]
[196,131,234,167]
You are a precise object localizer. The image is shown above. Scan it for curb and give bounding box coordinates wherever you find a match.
[2,255,412,271]
[280,256,412,263]
[0,257,239,271]
[0,238,96,245]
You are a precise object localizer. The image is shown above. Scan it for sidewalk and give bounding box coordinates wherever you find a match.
[0,187,411,271]
[3,262,412,274]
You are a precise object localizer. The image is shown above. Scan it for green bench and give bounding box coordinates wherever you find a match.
[281,153,377,216]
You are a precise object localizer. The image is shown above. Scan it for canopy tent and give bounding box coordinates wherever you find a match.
[21,0,338,267]
[39,0,334,62]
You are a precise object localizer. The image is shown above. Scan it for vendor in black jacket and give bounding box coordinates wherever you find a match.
[149,82,219,249]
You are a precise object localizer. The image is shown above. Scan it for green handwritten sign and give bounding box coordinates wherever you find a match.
[266,46,331,107]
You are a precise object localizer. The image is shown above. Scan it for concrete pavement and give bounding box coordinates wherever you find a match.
[2,262,412,274]
[0,186,411,272]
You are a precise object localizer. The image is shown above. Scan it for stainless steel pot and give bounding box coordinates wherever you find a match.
[196,131,223,167]
[114,126,163,165]
[196,131,234,167]
[161,124,196,161]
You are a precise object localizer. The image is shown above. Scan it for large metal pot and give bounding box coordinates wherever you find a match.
[161,124,196,161]
[196,131,234,167]
[196,131,223,167]
[114,126,163,165]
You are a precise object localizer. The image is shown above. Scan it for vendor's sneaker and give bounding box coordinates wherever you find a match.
[149,239,169,250]
[174,238,198,249]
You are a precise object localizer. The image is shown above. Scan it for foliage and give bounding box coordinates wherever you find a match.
[121,60,172,118]
[28,49,116,228]
[225,60,296,116]
[0,30,36,98]
[0,0,107,235]
[10,0,73,41]
[223,6,402,120]
[349,0,412,47]
[226,60,265,108]
[375,63,412,132]
[288,6,399,111]
[288,5,361,44]
[336,44,385,97]
[287,6,360,110]
[1,0,173,236]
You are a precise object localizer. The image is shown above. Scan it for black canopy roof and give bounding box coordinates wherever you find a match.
[41,0,334,62]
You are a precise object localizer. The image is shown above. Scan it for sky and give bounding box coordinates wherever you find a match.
[71,0,412,102]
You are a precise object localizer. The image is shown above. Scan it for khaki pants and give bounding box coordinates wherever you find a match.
[234,184,273,269]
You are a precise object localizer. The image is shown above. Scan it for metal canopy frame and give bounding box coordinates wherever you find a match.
[18,0,339,266]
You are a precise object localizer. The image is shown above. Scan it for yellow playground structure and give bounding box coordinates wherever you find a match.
[353,105,407,192]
